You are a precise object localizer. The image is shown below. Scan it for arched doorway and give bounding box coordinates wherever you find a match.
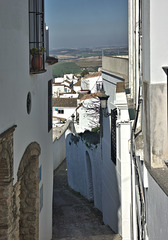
[17,142,41,240]
[86,151,94,202]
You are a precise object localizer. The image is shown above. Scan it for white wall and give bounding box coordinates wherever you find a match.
[73,85,81,93]
[146,172,168,239]
[0,1,53,239]
[102,71,123,105]
[101,107,131,240]
[150,0,168,83]
[81,76,102,93]
[53,131,66,170]
[117,123,131,240]
[52,84,64,95]
[78,98,100,132]
[102,56,128,77]
[53,106,76,120]
[54,77,64,83]
[66,132,102,212]
[101,115,121,234]
[142,0,168,84]
[101,60,131,238]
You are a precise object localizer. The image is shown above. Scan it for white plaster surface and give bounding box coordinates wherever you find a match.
[53,106,76,120]
[101,65,131,238]
[0,1,53,239]
[78,98,100,132]
[142,0,168,84]
[66,133,102,212]
[146,172,168,240]
[81,76,102,93]
[53,122,71,170]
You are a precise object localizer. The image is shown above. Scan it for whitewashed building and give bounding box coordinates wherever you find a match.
[128,0,168,239]
[73,79,81,93]
[101,0,168,239]
[101,56,131,240]
[0,0,56,239]
[77,93,101,132]
[53,98,77,125]
[52,83,65,96]
[81,72,102,93]
[53,75,80,97]
[66,58,131,239]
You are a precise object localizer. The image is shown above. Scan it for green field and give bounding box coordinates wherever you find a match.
[52,62,81,77]
[75,61,102,68]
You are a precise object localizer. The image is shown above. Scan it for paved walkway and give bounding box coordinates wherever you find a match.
[52,160,122,240]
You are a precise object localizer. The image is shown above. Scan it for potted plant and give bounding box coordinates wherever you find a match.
[30,46,46,71]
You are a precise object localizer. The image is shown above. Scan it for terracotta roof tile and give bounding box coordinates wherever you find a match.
[116,82,125,93]
[53,98,77,107]
[80,92,102,101]
[74,80,81,86]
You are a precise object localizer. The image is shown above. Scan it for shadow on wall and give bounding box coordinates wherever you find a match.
[102,114,120,234]
[86,151,94,202]
[66,122,121,234]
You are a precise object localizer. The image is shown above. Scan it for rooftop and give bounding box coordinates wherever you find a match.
[80,92,102,101]
[74,80,81,86]
[53,98,77,107]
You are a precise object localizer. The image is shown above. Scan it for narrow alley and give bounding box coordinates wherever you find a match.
[52,160,122,240]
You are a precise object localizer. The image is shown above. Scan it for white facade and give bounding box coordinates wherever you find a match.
[53,106,76,121]
[66,131,102,212]
[81,75,102,93]
[52,84,65,96]
[54,77,64,83]
[0,1,53,239]
[53,122,71,170]
[102,57,131,240]
[73,85,81,93]
[77,97,100,132]
[128,1,168,239]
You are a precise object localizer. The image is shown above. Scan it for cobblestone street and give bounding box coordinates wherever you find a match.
[52,160,121,240]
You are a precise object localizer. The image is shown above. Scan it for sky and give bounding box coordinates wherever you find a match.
[45,0,128,50]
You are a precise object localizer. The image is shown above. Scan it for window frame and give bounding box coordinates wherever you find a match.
[29,0,46,73]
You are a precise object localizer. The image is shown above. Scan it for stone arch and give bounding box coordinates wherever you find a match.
[86,151,94,202]
[0,126,16,239]
[17,142,41,240]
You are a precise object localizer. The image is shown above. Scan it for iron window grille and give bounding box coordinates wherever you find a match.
[58,110,64,114]
[111,108,117,164]
[48,80,52,132]
[29,0,46,73]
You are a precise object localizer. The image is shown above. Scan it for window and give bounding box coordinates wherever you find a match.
[111,108,117,164]
[29,0,46,73]
[58,109,64,114]
[48,80,52,132]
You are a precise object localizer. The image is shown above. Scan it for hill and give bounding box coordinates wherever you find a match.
[52,62,81,77]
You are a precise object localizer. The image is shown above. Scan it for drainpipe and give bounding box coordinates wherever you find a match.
[131,86,146,240]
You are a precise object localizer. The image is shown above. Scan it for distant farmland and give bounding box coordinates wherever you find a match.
[75,60,102,72]
[51,47,128,77]
[52,62,81,77]
[75,60,102,68]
